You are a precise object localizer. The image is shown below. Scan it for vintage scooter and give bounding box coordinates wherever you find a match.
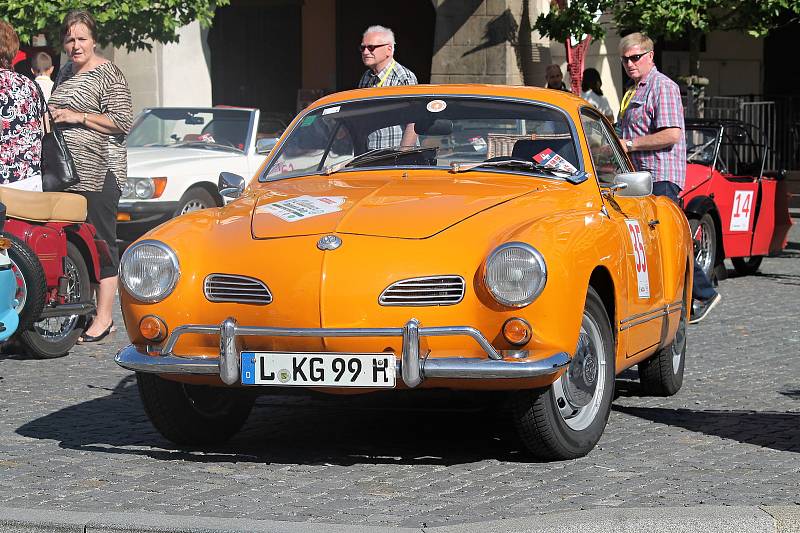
[0,188,107,358]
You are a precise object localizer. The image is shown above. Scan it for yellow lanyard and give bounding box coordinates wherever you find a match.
[619,87,636,118]
[376,60,396,87]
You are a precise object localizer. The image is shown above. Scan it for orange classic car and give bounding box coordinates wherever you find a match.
[116,85,693,460]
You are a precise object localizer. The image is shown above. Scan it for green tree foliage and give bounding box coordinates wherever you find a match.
[534,0,800,75]
[0,0,228,51]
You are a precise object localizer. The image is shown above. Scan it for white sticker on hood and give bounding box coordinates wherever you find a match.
[258,196,346,222]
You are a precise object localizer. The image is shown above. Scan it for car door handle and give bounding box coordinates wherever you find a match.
[648,219,659,228]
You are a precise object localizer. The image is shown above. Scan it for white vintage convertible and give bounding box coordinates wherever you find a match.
[120,107,281,243]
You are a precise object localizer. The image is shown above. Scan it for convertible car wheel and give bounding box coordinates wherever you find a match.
[731,256,763,276]
[688,214,717,280]
[638,275,687,396]
[137,373,255,446]
[510,287,614,460]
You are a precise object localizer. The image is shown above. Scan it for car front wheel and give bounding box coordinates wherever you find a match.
[137,373,255,446]
[510,287,615,460]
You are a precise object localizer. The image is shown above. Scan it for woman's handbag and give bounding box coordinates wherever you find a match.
[35,85,80,192]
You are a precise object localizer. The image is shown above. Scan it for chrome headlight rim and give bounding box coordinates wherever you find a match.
[120,239,180,303]
[484,242,547,308]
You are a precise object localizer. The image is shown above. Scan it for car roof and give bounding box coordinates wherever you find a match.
[308,84,587,110]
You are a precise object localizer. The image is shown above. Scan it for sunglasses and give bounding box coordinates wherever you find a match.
[621,51,651,64]
[359,43,390,53]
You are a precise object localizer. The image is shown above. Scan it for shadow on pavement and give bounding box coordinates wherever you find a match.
[613,405,800,453]
[16,374,537,466]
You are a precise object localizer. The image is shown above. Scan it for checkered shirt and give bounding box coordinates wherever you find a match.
[358,60,418,149]
[619,66,686,190]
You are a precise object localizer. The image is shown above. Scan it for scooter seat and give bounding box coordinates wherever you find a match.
[0,188,87,223]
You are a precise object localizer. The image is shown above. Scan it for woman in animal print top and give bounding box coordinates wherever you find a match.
[49,10,133,344]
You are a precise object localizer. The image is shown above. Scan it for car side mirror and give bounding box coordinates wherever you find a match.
[613,171,653,197]
[218,172,245,199]
[256,137,278,154]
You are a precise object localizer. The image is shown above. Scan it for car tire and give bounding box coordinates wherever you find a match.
[137,373,255,446]
[510,287,615,460]
[174,188,217,217]
[21,242,91,359]
[688,213,717,281]
[5,233,46,333]
[731,256,763,276]
[638,272,687,396]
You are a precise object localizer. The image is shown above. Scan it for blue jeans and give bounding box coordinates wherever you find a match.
[652,181,718,302]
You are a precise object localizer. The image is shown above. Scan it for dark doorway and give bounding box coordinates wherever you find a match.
[208,0,302,116]
[336,0,436,90]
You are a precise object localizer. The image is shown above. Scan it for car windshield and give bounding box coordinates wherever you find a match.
[127,108,252,152]
[262,96,579,180]
[685,127,719,166]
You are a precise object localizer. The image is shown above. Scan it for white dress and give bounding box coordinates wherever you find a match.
[581,90,614,120]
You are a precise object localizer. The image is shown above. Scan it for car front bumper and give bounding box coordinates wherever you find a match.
[116,200,180,243]
[115,318,571,388]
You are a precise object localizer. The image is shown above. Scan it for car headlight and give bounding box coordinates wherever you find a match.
[484,242,547,307]
[120,240,180,303]
[122,177,168,199]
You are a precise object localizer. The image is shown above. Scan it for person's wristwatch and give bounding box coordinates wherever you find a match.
[625,139,634,151]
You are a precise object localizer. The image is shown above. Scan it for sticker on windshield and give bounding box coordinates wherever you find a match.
[625,219,650,298]
[322,106,341,115]
[532,148,577,174]
[300,115,317,127]
[426,99,447,113]
[258,196,346,222]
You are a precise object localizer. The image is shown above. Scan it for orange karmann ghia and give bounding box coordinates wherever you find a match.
[116,84,693,460]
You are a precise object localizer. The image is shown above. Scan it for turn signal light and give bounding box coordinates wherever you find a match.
[502,317,532,346]
[117,212,131,221]
[140,315,167,342]
[0,237,10,250]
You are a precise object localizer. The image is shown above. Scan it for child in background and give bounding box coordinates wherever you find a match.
[31,52,54,101]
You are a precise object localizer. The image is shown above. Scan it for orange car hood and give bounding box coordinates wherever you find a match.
[251,174,537,239]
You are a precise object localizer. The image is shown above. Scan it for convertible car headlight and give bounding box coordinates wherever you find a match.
[484,242,547,307]
[120,240,180,303]
[122,177,168,199]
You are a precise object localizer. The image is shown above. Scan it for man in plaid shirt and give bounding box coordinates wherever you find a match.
[358,25,417,149]
[618,32,721,324]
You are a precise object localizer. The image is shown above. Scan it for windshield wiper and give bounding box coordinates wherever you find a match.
[324,147,438,175]
[169,141,242,153]
[449,159,588,184]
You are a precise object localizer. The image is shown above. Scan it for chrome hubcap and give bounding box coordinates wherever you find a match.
[553,313,607,431]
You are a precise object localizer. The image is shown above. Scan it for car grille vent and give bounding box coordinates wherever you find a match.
[379,276,465,306]
[204,274,272,305]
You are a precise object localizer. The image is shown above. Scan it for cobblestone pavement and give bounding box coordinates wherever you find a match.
[1,222,798,529]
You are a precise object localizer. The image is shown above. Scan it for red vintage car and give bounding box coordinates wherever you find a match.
[682,119,792,278]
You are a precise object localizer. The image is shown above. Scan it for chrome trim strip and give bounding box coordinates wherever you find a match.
[115,344,571,384]
[619,301,683,331]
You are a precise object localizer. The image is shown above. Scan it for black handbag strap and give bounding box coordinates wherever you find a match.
[30,79,54,135]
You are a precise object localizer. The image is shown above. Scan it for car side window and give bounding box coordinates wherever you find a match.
[580,110,628,185]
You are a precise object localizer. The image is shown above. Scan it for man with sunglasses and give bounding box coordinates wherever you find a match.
[618,32,721,324]
[358,25,418,149]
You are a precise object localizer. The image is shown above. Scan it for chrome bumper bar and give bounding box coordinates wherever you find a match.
[114,317,570,388]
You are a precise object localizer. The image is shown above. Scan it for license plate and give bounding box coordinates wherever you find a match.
[240,352,396,388]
